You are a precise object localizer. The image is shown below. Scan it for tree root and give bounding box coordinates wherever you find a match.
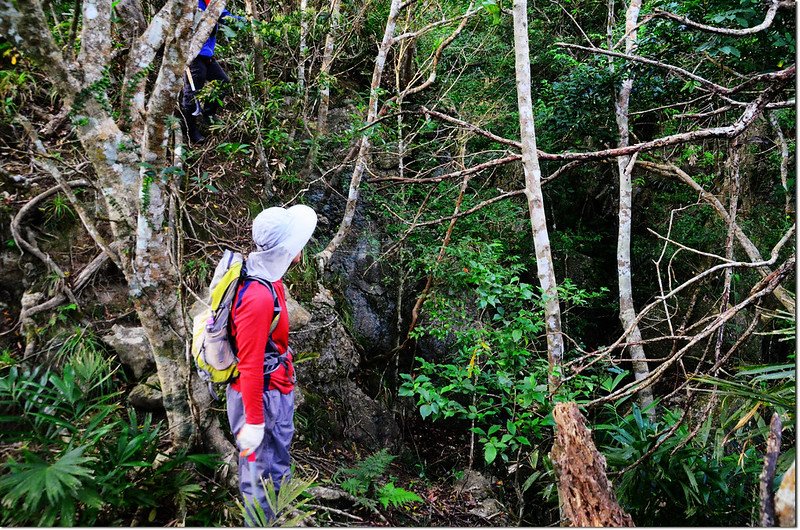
[11,179,90,283]
[307,486,389,524]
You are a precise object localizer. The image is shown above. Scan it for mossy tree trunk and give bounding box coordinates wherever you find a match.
[0,0,231,455]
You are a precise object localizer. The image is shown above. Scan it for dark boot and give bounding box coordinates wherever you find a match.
[184,112,206,144]
[202,103,220,127]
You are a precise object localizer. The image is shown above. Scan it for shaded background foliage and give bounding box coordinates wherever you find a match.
[0,0,795,525]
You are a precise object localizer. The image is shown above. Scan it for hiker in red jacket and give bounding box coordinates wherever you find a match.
[227,205,317,524]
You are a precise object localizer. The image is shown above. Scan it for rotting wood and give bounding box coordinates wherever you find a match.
[551,402,634,527]
[775,461,796,527]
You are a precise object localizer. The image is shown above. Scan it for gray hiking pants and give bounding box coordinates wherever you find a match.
[226,386,295,525]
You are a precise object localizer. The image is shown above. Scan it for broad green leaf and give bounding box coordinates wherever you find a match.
[485,444,497,464]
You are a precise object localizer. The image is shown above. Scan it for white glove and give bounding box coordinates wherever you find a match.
[237,423,265,457]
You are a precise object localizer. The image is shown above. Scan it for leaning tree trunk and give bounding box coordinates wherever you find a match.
[512,0,565,392]
[610,0,654,415]
[0,0,232,453]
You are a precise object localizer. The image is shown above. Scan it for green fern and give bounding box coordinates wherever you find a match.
[336,448,396,495]
[332,450,424,512]
[377,482,423,509]
[340,477,366,497]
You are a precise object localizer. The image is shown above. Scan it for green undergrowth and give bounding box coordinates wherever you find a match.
[0,338,233,526]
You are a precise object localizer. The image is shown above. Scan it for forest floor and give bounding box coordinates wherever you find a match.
[290,417,516,527]
[292,446,503,527]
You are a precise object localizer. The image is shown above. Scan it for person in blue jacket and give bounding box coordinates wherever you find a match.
[181,0,239,144]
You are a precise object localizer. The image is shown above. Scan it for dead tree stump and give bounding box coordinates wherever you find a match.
[550,402,635,527]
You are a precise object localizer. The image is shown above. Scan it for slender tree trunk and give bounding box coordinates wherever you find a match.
[316,0,404,267]
[610,0,655,414]
[512,0,565,393]
[768,111,792,216]
[713,138,742,367]
[317,0,341,133]
[298,0,308,95]
[244,0,266,87]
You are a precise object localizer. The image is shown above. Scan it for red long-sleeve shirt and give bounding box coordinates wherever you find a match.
[230,279,294,425]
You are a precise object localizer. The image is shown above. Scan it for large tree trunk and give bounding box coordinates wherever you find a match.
[610,0,654,414]
[1,0,231,452]
[512,0,565,392]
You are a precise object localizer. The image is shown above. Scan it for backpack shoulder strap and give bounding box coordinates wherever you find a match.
[241,276,282,334]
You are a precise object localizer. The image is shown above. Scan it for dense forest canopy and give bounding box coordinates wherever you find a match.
[0,0,795,526]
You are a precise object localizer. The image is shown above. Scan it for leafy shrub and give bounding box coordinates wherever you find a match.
[596,399,763,526]
[399,240,608,466]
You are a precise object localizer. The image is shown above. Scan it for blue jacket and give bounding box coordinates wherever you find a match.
[198,0,234,57]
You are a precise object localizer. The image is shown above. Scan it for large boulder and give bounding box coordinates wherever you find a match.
[128,373,163,411]
[286,289,312,329]
[102,324,155,380]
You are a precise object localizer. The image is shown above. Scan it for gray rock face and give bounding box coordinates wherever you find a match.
[293,283,399,450]
[128,373,164,411]
[328,234,397,357]
[293,285,359,384]
[102,324,155,380]
[454,470,508,523]
[337,379,400,449]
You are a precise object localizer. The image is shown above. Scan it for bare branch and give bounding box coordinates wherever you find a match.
[675,100,795,119]
[587,256,795,407]
[566,224,794,379]
[418,68,793,163]
[0,0,80,98]
[637,159,796,313]
[393,5,482,42]
[652,0,789,36]
[16,115,120,267]
[399,3,474,98]
[19,247,114,321]
[11,181,89,281]
[420,107,522,149]
[559,42,735,95]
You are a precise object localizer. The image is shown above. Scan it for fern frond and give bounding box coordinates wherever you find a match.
[377,482,423,509]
